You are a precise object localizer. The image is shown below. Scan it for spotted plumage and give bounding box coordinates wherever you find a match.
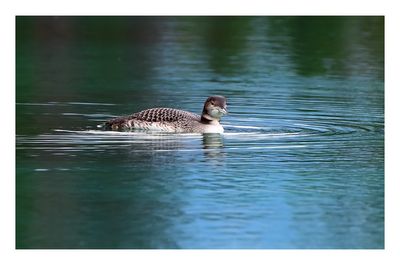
[104,96,228,133]
[131,108,200,122]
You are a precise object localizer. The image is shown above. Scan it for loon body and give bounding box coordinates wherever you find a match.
[104,96,228,133]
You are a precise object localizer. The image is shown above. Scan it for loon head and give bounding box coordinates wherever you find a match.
[201,95,228,123]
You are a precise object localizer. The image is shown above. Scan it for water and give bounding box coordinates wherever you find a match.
[16,17,384,248]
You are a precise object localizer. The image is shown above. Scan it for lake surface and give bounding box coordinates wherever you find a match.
[16,17,384,248]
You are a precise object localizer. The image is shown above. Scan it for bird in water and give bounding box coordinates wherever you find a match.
[104,95,228,133]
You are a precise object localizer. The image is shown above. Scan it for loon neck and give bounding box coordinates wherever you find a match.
[201,113,220,124]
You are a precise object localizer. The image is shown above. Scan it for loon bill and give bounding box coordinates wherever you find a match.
[104,95,228,133]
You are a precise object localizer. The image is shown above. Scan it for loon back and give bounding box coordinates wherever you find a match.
[104,107,201,131]
[131,108,200,122]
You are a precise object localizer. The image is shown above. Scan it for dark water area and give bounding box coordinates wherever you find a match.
[16,16,384,248]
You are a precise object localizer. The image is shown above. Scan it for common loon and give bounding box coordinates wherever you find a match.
[104,95,228,133]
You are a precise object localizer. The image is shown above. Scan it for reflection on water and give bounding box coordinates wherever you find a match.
[16,17,384,248]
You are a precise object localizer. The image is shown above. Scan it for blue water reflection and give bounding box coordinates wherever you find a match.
[16,16,384,248]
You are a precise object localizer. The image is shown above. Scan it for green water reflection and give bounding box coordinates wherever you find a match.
[16,16,384,248]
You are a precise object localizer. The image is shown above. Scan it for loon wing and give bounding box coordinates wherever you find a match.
[130,108,200,122]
